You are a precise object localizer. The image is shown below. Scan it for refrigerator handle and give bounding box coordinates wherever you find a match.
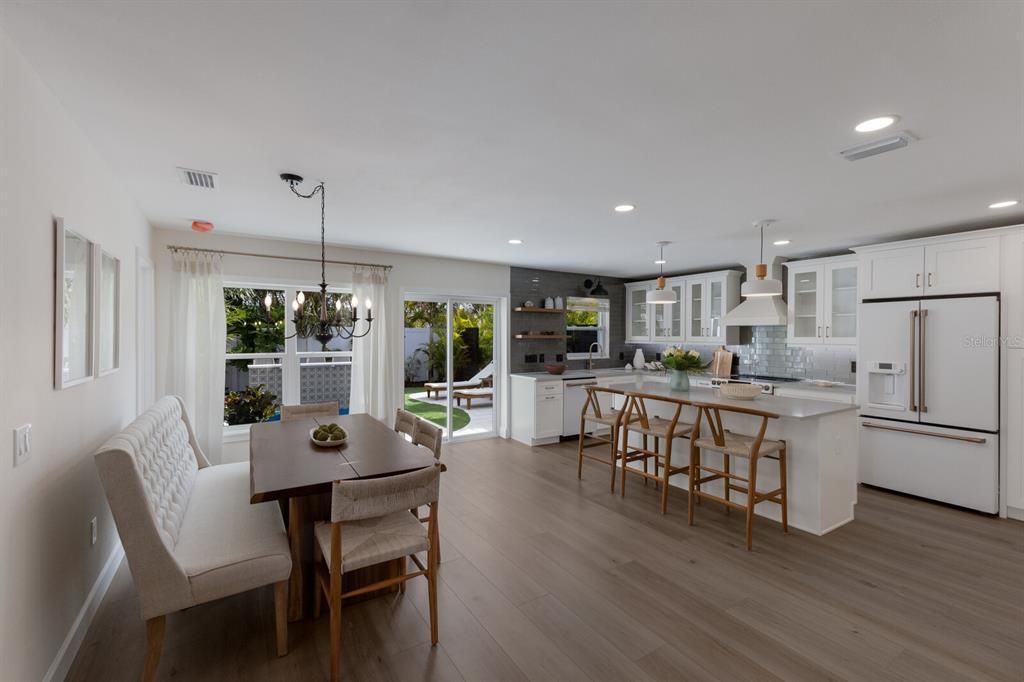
[920,308,928,414]
[909,309,917,412]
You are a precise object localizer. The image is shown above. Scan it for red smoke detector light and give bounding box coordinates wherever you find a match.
[191,220,214,233]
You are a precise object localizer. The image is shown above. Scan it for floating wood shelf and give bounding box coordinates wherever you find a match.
[513,307,566,314]
[514,334,569,340]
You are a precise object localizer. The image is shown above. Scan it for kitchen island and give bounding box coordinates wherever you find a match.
[512,371,859,536]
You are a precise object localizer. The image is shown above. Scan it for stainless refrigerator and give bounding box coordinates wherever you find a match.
[857,295,999,512]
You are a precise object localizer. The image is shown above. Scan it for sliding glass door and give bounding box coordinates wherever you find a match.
[404,296,496,440]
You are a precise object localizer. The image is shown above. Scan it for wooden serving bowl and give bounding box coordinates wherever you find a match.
[544,364,566,375]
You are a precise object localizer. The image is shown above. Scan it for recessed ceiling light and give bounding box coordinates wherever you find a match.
[654,259,666,265]
[614,204,635,213]
[855,115,898,133]
[508,239,523,244]
[773,239,791,246]
[989,200,1019,209]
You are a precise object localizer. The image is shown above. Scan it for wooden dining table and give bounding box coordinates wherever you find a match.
[249,413,437,621]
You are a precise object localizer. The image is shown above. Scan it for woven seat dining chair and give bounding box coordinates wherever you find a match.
[576,385,631,492]
[620,391,693,515]
[394,407,419,440]
[281,401,340,421]
[312,464,442,682]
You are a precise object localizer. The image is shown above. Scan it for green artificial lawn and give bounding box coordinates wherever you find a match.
[404,386,472,432]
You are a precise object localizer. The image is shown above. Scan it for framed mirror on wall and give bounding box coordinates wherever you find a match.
[97,249,120,375]
[54,217,94,389]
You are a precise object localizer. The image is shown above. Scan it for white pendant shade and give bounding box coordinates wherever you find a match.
[648,286,677,304]
[741,277,783,297]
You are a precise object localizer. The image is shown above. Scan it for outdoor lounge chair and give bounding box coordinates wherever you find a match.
[424,361,494,399]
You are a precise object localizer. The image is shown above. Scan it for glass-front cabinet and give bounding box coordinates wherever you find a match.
[651,278,684,342]
[785,256,858,346]
[626,271,740,345]
[625,283,651,343]
[685,273,739,344]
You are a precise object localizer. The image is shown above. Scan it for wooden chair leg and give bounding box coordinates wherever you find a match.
[779,446,789,533]
[398,557,407,594]
[274,580,288,657]
[329,525,343,682]
[143,615,165,682]
[427,507,440,645]
[642,434,649,486]
[608,425,618,492]
[660,442,672,515]
[723,453,731,515]
[688,444,697,526]
[576,416,586,480]
[620,428,630,498]
[746,455,759,551]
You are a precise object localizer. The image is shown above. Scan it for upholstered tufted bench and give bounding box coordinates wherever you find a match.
[95,396,291,681]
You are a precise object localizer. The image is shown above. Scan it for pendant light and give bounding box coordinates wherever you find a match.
[648,241,677,304]
[741,219,783,297]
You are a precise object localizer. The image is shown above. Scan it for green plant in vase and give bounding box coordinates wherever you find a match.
[661,346,705,391]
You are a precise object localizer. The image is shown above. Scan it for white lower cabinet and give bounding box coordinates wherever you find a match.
[510,375,563,446]
[1005,349,1024,518]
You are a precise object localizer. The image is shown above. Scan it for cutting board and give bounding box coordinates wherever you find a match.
[710,347,733,378]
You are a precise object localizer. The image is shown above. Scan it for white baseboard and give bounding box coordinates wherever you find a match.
[1007,506,1024,522]
[43,543,125,682]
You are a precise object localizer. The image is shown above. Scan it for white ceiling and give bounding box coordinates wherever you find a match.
[2,1,1022,278]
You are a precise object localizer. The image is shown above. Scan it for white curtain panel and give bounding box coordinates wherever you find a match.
[350,266,400,422]
[167,251,226,463]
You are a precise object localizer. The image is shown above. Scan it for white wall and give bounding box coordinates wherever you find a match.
[0,27,154,682]
[151,229,511,462]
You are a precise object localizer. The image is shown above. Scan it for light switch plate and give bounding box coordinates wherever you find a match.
[13,424,31,467]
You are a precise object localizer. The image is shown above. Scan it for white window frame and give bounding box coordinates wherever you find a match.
[565,298,610,360]
[223,281,353,439]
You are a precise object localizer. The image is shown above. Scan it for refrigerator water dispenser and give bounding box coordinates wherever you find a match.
[866,361,907,410]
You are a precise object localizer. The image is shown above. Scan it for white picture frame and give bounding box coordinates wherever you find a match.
[54,217,95,389]
[97,248,120,375]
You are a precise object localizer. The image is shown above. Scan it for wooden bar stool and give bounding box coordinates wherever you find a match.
[687,402,788,551]
[620,392,693,514]
[576,386,631,492]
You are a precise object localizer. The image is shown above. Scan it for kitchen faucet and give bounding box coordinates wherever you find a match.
[588,342,602,371]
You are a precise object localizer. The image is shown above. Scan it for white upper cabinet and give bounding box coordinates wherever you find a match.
[684,271,741,344]
[923,237,1000,295]
[858,235,1000,299]
[651,278,684,342]
[785,256,857,346]
[625,282,651,343]
[626,270,739,344]
[859,245,924,299]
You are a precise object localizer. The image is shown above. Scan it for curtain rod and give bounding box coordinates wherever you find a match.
[166,244,393,271]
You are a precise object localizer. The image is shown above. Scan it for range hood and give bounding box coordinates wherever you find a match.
[723,257,788,327]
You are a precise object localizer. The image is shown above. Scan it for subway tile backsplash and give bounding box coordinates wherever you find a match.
[626,325,856,384]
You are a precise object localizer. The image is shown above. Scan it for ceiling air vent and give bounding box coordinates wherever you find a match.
[839,132,915,162]
[177,167,218,189]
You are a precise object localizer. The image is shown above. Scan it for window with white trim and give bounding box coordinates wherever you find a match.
[223,284,353,429]
[565,296,609,359]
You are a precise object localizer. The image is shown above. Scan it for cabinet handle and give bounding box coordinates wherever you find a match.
[908,310,917,411]
[861,422,986,444]
[915,273,921,288]
[825,325,830,337]
[920,309,928,414]
[817,325,822,338]
[927,272,933,288]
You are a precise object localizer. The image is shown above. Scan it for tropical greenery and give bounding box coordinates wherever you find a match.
[224,384,279,425]
[225,287,285,367]
[661,346,706,372]
[566,309,598,327]
[405,301,493,382]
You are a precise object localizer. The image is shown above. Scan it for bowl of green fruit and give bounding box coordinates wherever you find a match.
[310,423,347,447]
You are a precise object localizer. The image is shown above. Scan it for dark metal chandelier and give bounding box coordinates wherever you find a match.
[265,173,374,345]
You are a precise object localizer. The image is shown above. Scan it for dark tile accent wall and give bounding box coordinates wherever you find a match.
[509,267,628,372]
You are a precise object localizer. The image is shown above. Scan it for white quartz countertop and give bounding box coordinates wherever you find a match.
[621,380,857,419]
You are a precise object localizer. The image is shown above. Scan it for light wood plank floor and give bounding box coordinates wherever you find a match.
[68,437,1024,681]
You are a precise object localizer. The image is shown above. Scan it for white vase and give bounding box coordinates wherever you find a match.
[633,348,646,368]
